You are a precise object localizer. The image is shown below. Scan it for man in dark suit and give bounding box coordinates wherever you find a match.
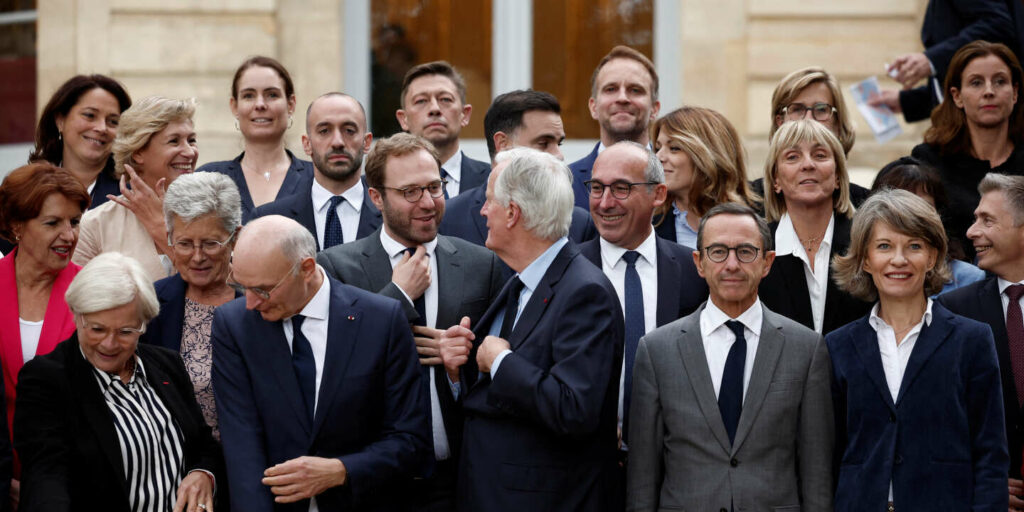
[440,90,596,246]
[254,93,381,249]
[570,46,661,209]
[212,215,431,511]
[439,148,624,511]
[317,133,505,510]
[938,173,1024,508]
[396,61,490,196]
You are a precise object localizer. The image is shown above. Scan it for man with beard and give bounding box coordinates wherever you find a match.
[254,92,382,249]
[397,61,490,197]
[570,46,661,210]
[317,133,505,510]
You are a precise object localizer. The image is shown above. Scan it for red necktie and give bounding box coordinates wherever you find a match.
[1006,284,1024,406]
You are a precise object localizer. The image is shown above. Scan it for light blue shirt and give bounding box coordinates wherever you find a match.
[673,206,699,249]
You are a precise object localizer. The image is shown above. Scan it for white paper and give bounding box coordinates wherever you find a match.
[850,76,903,143]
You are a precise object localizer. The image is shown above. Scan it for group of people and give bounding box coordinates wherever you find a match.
[0,34,1023,512]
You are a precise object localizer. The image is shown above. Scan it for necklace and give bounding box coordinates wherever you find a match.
[799,235,822,252]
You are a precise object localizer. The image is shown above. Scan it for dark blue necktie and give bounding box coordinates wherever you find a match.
[719,320,746,445]
[323,195,345,249]
[621,250,644,439]
[290,315,317,423]
[440,169,451,199]
[402,247,427,326]
[498,277,525,340]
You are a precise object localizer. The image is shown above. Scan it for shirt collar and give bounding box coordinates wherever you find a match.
[998,277,1024,295]
[599,229,657,269]
[83,345,146,388]
[293,266,331,322]
[379,228,438,259]
[311,177,364,214]
[441,149,463,184]
[774,212,835,257]
[703,297,763,337]
[517,237,569,293]
[868,298,934,331]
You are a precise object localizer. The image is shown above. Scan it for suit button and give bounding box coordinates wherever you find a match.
[889,412,896,422]
[895,455,903,465]
[730,458,738,467]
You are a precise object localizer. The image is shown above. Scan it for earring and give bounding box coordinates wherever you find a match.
[288,116,293,129]
[234,119,240,131]
[58,131,63,142]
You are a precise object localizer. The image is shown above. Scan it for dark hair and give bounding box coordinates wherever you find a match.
[589,45,659,102]
[696,202,774,254]
[483,90,561,159]
[924,41,1024,155]
[400,61,467,106]
[364,133,441,190]
[0,162,90,243]
[231,56,295,99]
[29,74,131,171]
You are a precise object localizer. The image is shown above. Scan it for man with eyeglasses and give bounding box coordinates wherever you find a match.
[576,141,706,508]
[211,214,431,512]
[316,133,505,511]
[627,202,834,512]
[254,92,382,250]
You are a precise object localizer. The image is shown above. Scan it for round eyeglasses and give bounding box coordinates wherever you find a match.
[782,102,836,122]
[381,179,448,203]
[584,180,658,200]
[703,244,761,263]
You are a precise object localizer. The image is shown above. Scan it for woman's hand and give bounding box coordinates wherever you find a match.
[107,164,172,256]
[172,470,214,512]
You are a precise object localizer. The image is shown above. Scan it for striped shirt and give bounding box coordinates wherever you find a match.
[88,352,186,512]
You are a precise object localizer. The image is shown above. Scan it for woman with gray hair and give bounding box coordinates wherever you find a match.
[73,96,199,281]
[14,252,222,512]
[143,172,242,441]
[826,189,1007,510]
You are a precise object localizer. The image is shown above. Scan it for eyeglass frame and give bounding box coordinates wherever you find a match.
[227,259,302,300]
[168,230,236,256]
[379,178,449,203]
[77,315,147,340]
[781,102,837,122]
[702,243,762,263]
[583,179,659,200]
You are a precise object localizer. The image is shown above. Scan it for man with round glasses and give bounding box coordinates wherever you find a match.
[627,202,834,512]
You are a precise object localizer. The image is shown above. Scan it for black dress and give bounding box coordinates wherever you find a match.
[197,149,313,224]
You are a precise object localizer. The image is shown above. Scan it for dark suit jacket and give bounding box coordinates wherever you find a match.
[252,178,382,248]
[89,170,120,211]
[569,143,600,210]
[141,274,242,351]
[578,235,707,326]
[211,277,431,512]
[198,150,314,224]
[900,0,1016,122]
[14,335,223,512]
[456,243,624,511]
[759,213,872,335]
[938,277,1023,478]
[827,303,1008,510]
[458,152,490,193]
[438,184,597,247]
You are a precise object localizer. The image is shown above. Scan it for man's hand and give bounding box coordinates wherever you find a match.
[262,456,346,503]
[867,89,902,114]
[392,245,430,301]
[1009,477,1024,510]
[108,163,171,256]
[413,325,444,365]
[172,470,214,512]
[888,52,932,88]
[476,335,510,374]
[440,316,474,381]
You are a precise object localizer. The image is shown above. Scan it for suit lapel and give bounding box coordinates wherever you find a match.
[469,188,488,243]
[357,187,383,239]
[895,306,952,405]
[848,317,897,412]
[261,315,313,434]
[294,189,319,248]
[434,237,465,329]
[675,310,732,454]
[141,349,192,437]
[776,255,814,327]
[730,308,785,453]
[506,245,575,350]
[977,279,1017,408]
[311,282,361,440]
[655,238,682,327]
[358,233,396,292]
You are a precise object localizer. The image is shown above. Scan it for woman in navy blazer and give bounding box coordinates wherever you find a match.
[827,189,1008,511]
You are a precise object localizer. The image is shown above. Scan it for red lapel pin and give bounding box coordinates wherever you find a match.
[347,315,355,321]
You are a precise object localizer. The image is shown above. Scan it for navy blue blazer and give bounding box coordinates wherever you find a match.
[456,243,624,511]
[458,152,490,193]
[89,170,120,211]
[577,235,707,326]
[438,184,597,247]
[568,143,600,210]
[826,302,1008,511]
[938,276,1023,478]
[252,178,382,249]
[198,149,314,224]
[142,274,242,352]
[211,276,431,512]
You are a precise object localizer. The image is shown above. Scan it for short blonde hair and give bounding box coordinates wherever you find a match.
[112,96,196,178]
[65,252,160,322]
[763,119,854,223]
[769,67,855,156]
[832,189,951,302]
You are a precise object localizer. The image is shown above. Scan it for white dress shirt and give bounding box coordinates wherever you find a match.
[999,277,1024,322]
[311,178,364,249]
[440,149,463,198]
[774,212,834,333]
[868,298,933,501]
[699,299,763,399]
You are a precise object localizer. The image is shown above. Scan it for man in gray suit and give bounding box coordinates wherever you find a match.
[627,202,834,512]
[317,132,505,510]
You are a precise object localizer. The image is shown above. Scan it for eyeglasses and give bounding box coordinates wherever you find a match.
[78,316,146,341]
[584,180,658,200]
[380,179,448,203]
[169,231,235,256]
[782,102,837,122]
[228,260,301,300]
[703,244,761,263]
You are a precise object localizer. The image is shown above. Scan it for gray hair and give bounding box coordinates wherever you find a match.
[978,173,1024,226]
[608,141,664,184]
[65,252,160,322]
[112,96,196,179]
[493,147,574,241]
[163,172,242,239]
[696,202,774,253]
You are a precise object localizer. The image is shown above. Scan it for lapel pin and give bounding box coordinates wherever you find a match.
[543,298,548,304]
[162,381,169,385]
[347,315,355,321]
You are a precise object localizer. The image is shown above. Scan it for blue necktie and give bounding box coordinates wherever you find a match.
[719,320,746,445]
[621,250,644,439]
[498,277,525,340]
[440,169,451,199]
[290,315,317,423]
[323,195,345,249]
[402,247,427,326]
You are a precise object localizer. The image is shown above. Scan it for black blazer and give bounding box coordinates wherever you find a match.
[14,335,222,512]
[89,171,121,211]
[198,149,314,224]
[459,152,491,193]
[253,178,382,248]
[938,276,1022,477]
[759,213,872,335]
[143,274,242,352]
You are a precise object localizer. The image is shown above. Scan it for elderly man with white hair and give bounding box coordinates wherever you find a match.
[439,148,624,512]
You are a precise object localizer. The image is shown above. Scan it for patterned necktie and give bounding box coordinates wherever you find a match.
[1006,284,1024,406]
[719,320,747,445]
[499,277,525,340]
[290,315,316,423]
[323,195,345,249]
[402,247,427,326]
[439,168,451,199]
[621,251,644,439]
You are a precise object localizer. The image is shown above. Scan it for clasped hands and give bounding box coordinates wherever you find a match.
[439,316,510,382]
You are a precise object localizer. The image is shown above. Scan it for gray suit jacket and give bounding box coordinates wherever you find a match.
[627,302,834,512]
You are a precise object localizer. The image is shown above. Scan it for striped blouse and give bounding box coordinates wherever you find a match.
[90,354,186,512]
